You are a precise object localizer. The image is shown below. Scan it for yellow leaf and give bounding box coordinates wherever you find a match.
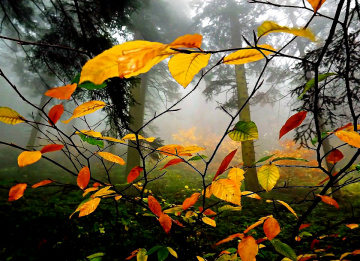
[137,248,148,261]
[79,197,101,217]
[196,257,205,261]
[227,168,245,184]
[241,191,261,200]
[82,187,99,197]
[335,130,360,148]
[121,133,155,142]
[202,216,216,227]
[101,136,125,143]
[181,146,206,154]
[258,21,316,41]
[212,179,241,205]
[0,107,26,124]
[91,186,116,198]
[277,200,298,219]
[62,100,106,124]
[97,151,125,165]
[223,44,275,65]
[163,205,183,214]
[346,224,359,229]
[167,247,178,258]
[76,130,103,138]
[203,185,213,198]
[307,0,326,12]
[18,151,42,167]
[168,53,211,88]
[44,83,77,100]
[257,164,280,192]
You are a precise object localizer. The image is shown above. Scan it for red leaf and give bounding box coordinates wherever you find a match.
[172,219,185,227]
[256,238,267,244]
[93,182,102,187]
[40,144,64,154]
[279,111,307,139]
[32,180,53,188]
[127,166,143,183]
[311,239,320,250]
[9,183,27,201]
[326,149,344,164]
[125,249,139,260]
[160,158,184,170]
[77,166,90,190]
[316,194,339,209]
[182,192,201,210]
[263,217,280,240]
[48,104,64,125]
[159,213,172,234]
[299,224,311,230]
[148,195,162,217]
[212,149,237,181]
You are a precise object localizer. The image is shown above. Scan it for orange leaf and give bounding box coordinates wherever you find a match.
[238,235,258,261]
[77,166,90,190]
[32,180,53,188]
[326,149,344,164]
[79,197,101,217]
[244,216,269,233]
[345,224,358,229]
[126,249,140,260]
[169,34,203,49]
[279,111,307,139]
[241,191,262,200]
[48,104,64,125]
[353,249,360,255]
[157,144,184,156]
[214,233,244,247]
[93,182,102,187]
[307,0,326,12]
[263,217,280,240]
[199,207,217,216]
[182,192,201,210]
[45,83,77,100]
[127,166,143,183]
[159,213,172,234]
[316,194,339,209]
[148,195,162,217]
[18,151,42,167]
[213,149,237,181]
[317,172,339,186]
[40,144,64,154]
[160,158,184,170]
[335,130,360,148]
[97,151,125,165]
[299,224,311,230]
[9,183,27,201]
[173,219,185,227]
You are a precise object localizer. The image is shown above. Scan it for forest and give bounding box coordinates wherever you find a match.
[0,0,359,260]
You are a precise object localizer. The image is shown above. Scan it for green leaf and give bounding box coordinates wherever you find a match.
[71,73,81,84]
[255,154,275,164]
[78,133,104,148]
[228,121,258,142]
[157,247,169,261]
[356,163,360,173]
[79,81,107,90]
[299,73,337,99]
[271,239,297,261]
[225,248,237,254]
[218,205,242,212]
[188,155,207,161]
[146,246,162,255]
[272,157,308,162]
[87,252,105,261]
[203,253,216,258]
[311,131,329,145]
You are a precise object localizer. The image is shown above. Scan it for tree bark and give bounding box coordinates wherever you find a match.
[229,11,261,191]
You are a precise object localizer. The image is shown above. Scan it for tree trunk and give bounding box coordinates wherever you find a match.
[124,74,147,177]
[26,95,48,148]
[229,11,261,191]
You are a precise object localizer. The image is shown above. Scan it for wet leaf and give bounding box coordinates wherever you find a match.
[127,166,144,183]
[97,152,125,165]
[238,235,258,261]
[223,44,275,64]
[213,149,237,181]
[18,151,42,167]
[258,21,315,41]
[9,183,27,201]
[45,83,77,100]
[279,111,307,139]
[182,192,201,210]
[62,100,106,124]
[0,107,26,124]
[40,144,64,154]
[257,164,280,192]
[77,166,90,190]
[228,121,258,142]
[32,180,53,188]
[48,104,64,125]
[263,217,280,240]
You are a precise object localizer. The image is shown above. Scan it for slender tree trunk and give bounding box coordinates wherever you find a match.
[124,74,147,176]
[229,11,261,191]
[26,95,48,148]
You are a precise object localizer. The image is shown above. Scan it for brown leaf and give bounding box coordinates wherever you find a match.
[77,166,90,190]
[213,149,238,181]
[32,180,53,188]
[18,151,42,167]
[316,194,339,209]
[326,149,344,164]
[148,195,162,217]
[79,197,101,217]
[48,104,64,125]
[45,83,77,100]
[40,144,64,154]
[9,183,27,201]
[263,217,280,240]
[182,192,201,210]
[214,233,244,247]
[238,235,258,261]
[159,213,172,234]
[160,158,184,170]
[127,166,143,183]
[279,111,307,139]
